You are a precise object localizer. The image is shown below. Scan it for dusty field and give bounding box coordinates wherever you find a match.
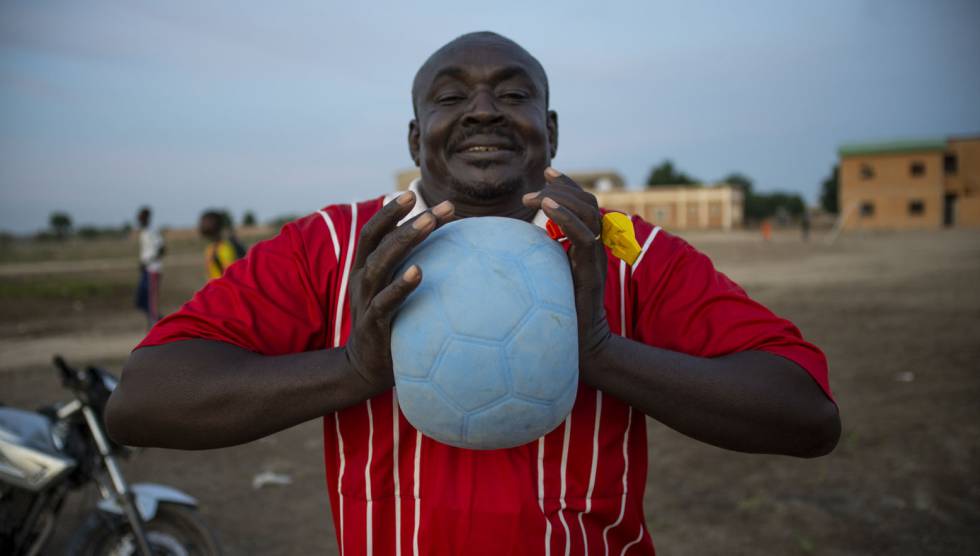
[2,228,979,555]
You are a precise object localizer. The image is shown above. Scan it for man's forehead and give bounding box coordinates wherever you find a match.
[436,38,536,68]
[413,34,548,100]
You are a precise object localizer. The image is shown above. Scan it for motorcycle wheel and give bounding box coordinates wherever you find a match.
[66,503,222,556]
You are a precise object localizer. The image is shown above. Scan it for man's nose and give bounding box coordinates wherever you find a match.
[461,90,505,127]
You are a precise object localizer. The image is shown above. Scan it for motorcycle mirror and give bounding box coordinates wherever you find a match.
[54,355,85,390]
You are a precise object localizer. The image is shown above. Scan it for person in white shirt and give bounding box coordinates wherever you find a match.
[135,206,165,327]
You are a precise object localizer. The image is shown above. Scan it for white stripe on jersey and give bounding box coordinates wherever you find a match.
[619,525,646,555]
[318,210,341,260]
[538,436,552,556]
[619,259,627,336]
[577,390,602,556]
[334,414,346,556]
[365,398,375,556]
[631,226,661,271]
[602,408,634,556]
[412,431,422,556]
[333,203,359,556]
[557,415,573,556]
[393,394,402,556]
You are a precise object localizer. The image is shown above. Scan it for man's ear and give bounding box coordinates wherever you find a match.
[547,110,558,160]
[408,120,421,166]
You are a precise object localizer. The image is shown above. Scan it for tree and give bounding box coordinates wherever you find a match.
[722,173,753,195]
[820,164,839,214]
[269,214,300,230]
[242,211,257,227]
[49,212,72,240]
[723,173,806,222]
[646,160,698,187]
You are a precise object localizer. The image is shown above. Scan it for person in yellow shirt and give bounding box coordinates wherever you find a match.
[198,210,245,280]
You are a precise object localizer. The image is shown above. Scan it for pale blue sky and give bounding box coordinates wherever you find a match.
[1,0,978,232]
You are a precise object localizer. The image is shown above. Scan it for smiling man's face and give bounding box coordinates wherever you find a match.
[409,33,557,216]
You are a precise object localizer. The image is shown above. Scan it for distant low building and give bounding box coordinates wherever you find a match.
[838,136,980,229]
[394,169,744,231]
[592,183,744,231]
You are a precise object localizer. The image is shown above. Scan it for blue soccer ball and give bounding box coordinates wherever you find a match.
[391,216,578,450]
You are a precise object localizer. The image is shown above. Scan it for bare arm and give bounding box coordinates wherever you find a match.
[584,340,839,457]
[525,168,839,458]
[106,340,379,449]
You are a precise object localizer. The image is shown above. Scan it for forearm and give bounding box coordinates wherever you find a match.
[106,339,383,449]
[582,336,840,457]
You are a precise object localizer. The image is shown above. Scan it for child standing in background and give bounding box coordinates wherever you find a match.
[199,210,245,280]
[135,206,164,327]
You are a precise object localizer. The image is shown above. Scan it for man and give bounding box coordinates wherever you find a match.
[107,32,839,555]
[135,206,164,327]
[198,210,245,280]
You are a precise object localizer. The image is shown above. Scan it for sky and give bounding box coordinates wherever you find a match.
[1,0,978,233]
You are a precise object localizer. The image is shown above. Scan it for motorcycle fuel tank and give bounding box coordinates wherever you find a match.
[0,407,75,491]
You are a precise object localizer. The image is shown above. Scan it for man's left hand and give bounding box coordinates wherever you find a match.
[523,167,612,369]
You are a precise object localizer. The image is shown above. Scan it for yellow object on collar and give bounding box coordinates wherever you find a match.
[601,212,642,265]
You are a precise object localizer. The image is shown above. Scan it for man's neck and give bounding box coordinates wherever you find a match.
[417,181,540,222]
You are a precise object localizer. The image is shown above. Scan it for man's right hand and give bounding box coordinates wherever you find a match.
[344,191,454,396]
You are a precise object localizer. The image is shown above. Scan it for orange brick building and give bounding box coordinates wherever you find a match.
[838,136,980,230]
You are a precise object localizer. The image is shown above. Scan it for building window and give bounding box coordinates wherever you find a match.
[944,153,958,175]
[860,164,875,180]
[910,161,925,177]
[908,200,925,216]
[860,201,875,217]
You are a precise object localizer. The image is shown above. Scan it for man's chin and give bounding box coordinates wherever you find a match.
[448,174,524,201]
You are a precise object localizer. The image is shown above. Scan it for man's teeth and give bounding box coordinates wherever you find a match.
[466,146,501,152]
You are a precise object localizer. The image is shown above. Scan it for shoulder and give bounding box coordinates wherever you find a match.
[267,196,387,261]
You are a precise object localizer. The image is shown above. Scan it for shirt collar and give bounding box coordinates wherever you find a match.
[386,178,549,230]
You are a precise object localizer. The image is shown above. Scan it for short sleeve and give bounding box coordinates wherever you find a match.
[137,217,335,356]
[631,232,832,400]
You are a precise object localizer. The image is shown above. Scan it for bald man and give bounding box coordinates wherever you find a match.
[108,32,839,555]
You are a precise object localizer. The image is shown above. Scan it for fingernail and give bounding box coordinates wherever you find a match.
[432,200,454,218]
[544,167,561,179]
[413,212,434,230]
[542,197,560,210]
[403,265,420,282]
[522,192,540,203]
[397,191,414,206]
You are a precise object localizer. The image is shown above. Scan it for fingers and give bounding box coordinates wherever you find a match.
[541,196,607,296]
[360,200,454,295]
[541,197,599,248]
[544,166,584,191]
[523,167,601,235]
[369,265,422,316]
[354,191,417,271]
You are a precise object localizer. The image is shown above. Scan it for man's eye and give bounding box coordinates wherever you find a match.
[436,94,465,105]
[499,91,529,103]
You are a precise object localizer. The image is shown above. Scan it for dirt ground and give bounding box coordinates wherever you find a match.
[2,228,979,555]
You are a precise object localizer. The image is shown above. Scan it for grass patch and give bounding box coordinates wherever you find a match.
[0,277,129,300]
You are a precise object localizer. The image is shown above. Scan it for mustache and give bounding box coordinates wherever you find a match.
[448,126,520,151]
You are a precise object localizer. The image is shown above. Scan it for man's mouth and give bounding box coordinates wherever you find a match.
[453,139,520,163]
[462,145,508,153]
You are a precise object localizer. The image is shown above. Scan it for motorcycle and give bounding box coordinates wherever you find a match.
[0,356,221,555]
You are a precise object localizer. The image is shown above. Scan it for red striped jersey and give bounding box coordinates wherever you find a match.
[139,187,831,556]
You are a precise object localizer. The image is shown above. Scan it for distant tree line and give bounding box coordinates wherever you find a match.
[36,208,263,241]
[645,159,840,223]
[36,212,132,241]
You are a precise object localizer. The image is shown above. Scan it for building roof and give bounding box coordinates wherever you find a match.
[838,138,947,158]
